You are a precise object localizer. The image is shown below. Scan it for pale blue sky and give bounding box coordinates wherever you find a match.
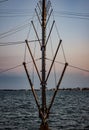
[0,0,89,89]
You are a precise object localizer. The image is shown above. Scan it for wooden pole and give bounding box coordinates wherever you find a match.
[41,0,46,118]
[40,1,50,129]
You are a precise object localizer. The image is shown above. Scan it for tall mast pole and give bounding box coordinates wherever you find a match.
[41,0,46,116]
[23,0,68,129]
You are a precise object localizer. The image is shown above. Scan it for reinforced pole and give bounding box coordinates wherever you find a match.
[41,0,47,124]
[25,39,42,83]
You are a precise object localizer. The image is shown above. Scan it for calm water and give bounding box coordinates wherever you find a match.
[0,90,89,130]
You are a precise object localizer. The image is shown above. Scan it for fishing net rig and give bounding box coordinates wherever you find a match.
[22,0,68,129]
[0,0,89,129]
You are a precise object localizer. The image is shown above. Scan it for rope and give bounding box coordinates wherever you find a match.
[52,9,67,63]
[0,23,30,39]
[26,8,37,40]
[50,36,57,86]
[46,58,89,73]
[0,41,24,46]
[53,11,89,20]
[32,38,37,84]
[69,64,89,73]
[24,43,27,63]
[26,22,32,40]
[54,21,67,63]
[32,41,36,84]
[61,43,67,63]
[48,21,57,86]
[0,58,41,75]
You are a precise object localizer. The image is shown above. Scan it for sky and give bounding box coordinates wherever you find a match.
[0,0,89,89]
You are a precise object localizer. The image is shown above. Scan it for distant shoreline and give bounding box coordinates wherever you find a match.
[0,87,89,91]
[52,87,89,91]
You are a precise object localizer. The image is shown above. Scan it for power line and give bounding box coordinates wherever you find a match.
[0,17,33,37]
[0,9,34,17]
[0,9,89,20]
[55,15,89,20]
[54,12,89,20]
[51,10,89,20]
[0,23,30,36]
[54,11,89,17]
[0,9,88,17]
[0,41,25,46]
[0,16,38,39]
[0,39,40,46]
[0,9,33,13]
[0,15,33,17]
[0,23,30,39]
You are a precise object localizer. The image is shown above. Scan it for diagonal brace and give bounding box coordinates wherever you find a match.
[23,62,46,122]
[37,2,42,15]
[46,0,51,15]
[46,39,62,82]
[48,62,68,114]
[25,40,42,83]
[35,8,42,26]
[46,9,53,27]
[31,21,41,47]
[45,20,55,46]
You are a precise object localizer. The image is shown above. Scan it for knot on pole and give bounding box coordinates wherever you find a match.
[40,80,47,86]
[65,62,68,67]
[41,45,46,51]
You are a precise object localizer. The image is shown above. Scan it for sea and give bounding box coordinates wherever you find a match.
[0,90,89,130]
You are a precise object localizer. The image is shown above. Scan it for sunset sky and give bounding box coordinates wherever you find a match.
[0,0,89,89]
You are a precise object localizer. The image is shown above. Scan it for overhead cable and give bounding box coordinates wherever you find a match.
[0,23,30,39]
[52,11,67,63]
[54,11,89,18]
[0,17,33,38]
[0,8,89,20]
[55,14,89,20]
[0,39,40,46]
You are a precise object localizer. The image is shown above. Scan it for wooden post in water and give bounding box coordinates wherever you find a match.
[40,0,49,129]
[23,0,68,129]
[41,0,46,115]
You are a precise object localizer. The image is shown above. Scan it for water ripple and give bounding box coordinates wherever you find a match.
[0,90,89,130]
